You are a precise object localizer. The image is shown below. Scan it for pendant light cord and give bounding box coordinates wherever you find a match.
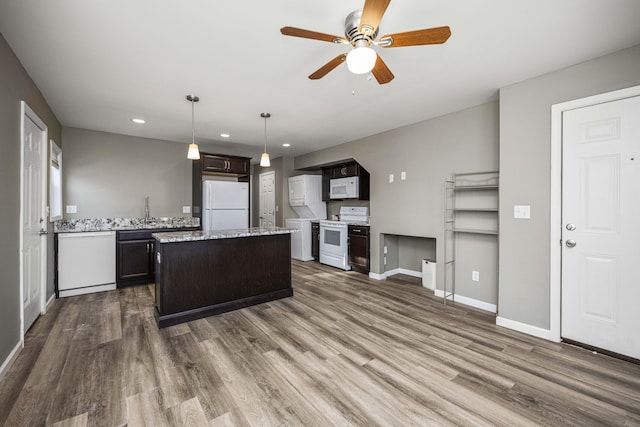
[192,99,195,145]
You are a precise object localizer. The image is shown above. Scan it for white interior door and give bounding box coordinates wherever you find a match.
[259,171,275,227]
[561,95,640,359]
[21,102,48,333]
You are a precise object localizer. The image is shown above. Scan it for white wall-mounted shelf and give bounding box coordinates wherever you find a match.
[443,171,499,305]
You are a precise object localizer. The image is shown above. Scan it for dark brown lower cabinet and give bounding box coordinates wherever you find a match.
[118,238,154,284]
[117,227,198,288]
[311,221,320,261]
[348,225,370,273]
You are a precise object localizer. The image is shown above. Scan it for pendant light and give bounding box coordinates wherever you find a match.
[186,95,200,160]
[260,112,271,167]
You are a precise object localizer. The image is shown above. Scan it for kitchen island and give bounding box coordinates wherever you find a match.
[152,227,295,328]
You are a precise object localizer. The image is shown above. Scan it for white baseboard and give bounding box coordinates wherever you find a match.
[59,283,116,298]
[369,268,422,280]
[397,268,422,278]
[454,294,497,313]
[434,290,497,313]
[45,293,56,310]
[496,316,555,341]
[0,339,23,383]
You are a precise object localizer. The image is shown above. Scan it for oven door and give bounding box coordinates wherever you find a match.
[319,223,350,270]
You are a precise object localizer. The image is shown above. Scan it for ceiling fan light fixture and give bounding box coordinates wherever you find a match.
[346,43,377,74]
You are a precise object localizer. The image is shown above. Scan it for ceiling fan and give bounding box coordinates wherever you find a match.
[280,0,451,84]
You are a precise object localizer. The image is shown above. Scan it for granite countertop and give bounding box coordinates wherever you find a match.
[153,226,298,243]
[54,217,200,233]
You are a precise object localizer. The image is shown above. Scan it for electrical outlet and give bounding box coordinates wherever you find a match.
[384,245,388,254]
[383,256,387,265]
[514,205,531,219]
[66,205,77,214]
[182,206,191,214]
[401,171,407,180]
[389,174,394,183]
[472,271,480,282]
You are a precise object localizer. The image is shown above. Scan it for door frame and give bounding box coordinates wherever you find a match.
[549,84,640,342]
[20,101,48,338]
[258,170,276,227]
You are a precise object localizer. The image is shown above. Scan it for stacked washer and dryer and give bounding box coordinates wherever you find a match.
[285,175,326,261]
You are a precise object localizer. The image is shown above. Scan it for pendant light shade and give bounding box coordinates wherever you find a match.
[187,143,200,160]
[260,152,271,167]
[260,112,271,167]
[186,95,200,160]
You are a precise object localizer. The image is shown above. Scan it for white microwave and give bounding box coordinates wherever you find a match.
[329,176,359,199]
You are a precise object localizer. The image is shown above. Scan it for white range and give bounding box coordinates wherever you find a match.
[320,206,369,270]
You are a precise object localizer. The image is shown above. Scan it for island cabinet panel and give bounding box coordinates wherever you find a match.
[155,233,292,327]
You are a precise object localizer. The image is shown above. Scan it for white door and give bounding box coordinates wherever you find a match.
[259,171,275,227]
[21,102,48,332]
[561,95,640,359]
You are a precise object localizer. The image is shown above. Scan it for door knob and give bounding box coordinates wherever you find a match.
[566,239,576,248]
[566,223,576,231]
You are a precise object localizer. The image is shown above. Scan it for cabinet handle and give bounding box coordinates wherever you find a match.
[352,228,362,233]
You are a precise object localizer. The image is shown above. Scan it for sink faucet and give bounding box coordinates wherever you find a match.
[144,196,150,222]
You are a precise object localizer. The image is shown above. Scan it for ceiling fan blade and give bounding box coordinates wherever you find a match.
[371,55,394,84]
[359,0,392,36]
[309,54,348,80]
[379,26,451,48]
[280,26,347,44]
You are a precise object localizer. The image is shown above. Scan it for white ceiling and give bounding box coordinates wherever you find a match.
[2,1,640,162]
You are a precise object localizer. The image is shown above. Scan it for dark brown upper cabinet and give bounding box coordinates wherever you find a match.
[321,160,370,201]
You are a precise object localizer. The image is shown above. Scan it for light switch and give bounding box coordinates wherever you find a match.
[389,174,394,183]
[401,171,407,180]
[66,205,77,214]
[182,206,191,214]
[514,205,531,219]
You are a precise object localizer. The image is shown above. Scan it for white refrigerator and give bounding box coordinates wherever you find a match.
[203,180,249,231]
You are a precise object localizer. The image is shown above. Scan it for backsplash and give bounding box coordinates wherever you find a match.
[54,216,200,233]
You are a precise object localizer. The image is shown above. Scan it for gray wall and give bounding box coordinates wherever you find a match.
[381,234,436,273]
[251,156,297,227]
[251,156,324,227]
[62,127,192,219]
[295,101,500,304]
[0,35,61,366]
[499,44,640,329]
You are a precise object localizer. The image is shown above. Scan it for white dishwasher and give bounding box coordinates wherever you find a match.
[58,231,116,297]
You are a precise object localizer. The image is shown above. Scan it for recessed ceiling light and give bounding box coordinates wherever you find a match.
[220,133,231,138]
[131,118,146,124]
[282,143,291,147]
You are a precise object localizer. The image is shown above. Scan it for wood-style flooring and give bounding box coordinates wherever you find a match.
[1,260,639,426]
